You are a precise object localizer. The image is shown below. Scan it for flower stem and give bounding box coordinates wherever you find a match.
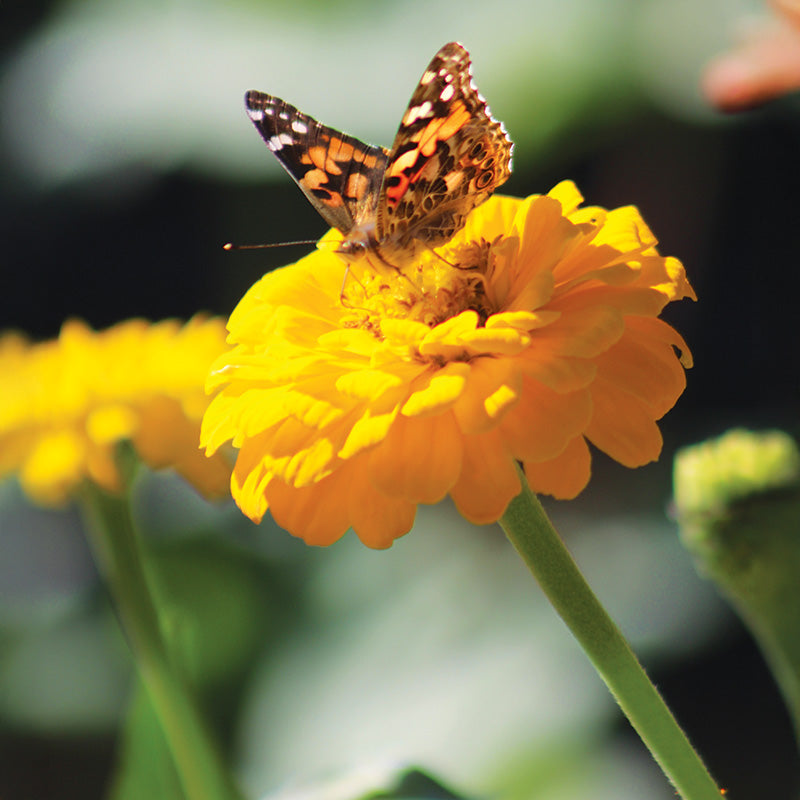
[79,482,244,800]
[499,471,721,800]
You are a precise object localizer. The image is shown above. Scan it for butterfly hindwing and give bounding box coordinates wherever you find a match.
[376,42,513,252]
[245,91,388,235]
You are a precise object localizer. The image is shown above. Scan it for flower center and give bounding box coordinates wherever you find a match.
[341,238,499,333]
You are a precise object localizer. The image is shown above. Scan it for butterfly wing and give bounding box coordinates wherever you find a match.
[376,42,513,254]
[245,91,389,235]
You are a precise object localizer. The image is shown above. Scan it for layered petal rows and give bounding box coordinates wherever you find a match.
[0,317,231,504]
[203,182,694,547]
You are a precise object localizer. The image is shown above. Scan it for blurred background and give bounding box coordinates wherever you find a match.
[1,0,799,798]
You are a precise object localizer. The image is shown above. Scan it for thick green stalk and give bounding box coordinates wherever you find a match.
[500,472,721,800]
[79,483,243,800]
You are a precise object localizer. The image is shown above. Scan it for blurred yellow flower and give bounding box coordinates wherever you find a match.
[202,181,695,548]
[0,316,231,505]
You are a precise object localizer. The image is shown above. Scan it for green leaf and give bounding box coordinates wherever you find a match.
[108,679,185,800]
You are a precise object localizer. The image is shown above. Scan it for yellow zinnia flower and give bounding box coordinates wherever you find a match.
[0,316,231,505]
[202,181,695,548]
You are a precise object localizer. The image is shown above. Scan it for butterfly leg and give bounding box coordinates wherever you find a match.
[421,242,458,269]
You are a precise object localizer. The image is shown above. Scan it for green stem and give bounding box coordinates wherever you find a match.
[79,483,243,800]
[500,471,721,800]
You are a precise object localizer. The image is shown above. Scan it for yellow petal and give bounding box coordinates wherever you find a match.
[338,405,400,460]
[337,384,408,459]
[418,311,479,360]
[524,436,591,499]
[528,305,625,359]
[401,363,470,417]
[285,380,350,430]
[515,351,597,393]
[318,328,382,358]
[586,377,663,467]
[335,369,404,399]
[201,393,243,454]
[134,397,231,497]
[85,444,124,494]
[20,431,88,504]
[486,310,560,331]
[592,327,687,418]
[449,429,521,524]
[86,404,138,444]
[452,358,522,434]
[499,380,592,462]
[629,315,693,368]
[459,326,530,356]
[348,462,417,548]
[458,194,522,243]
[380,317,431,345]
[590,205,657,253]
[368,411,463,504]
[267,469,352,546]
[231,437,272,522]
[548,180,584,214]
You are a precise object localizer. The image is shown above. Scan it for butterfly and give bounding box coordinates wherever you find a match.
[244,42,513,271]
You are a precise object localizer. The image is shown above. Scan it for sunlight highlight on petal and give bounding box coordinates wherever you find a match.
[202,186,694,546]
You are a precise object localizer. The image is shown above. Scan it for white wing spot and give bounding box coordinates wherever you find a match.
[248,109,264,121]
[420,70,436,85]
[291,119,308,134]
[403,100,434,126]
[278,111,289,120]
[268,133,294,150]
[440,84,455,102]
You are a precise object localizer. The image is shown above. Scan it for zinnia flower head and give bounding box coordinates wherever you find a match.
[202,181,695,548]
[0,316,231,505]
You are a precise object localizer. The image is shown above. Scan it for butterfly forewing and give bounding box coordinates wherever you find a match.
[374,42,513,253]
[245,91,388,235]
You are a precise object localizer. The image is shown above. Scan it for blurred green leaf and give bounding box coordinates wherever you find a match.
[146,538,272,690]
[0,609,130,733]
[2,0,736,187]
[260,765,473,800]
[109,679,185,800]
[367,768,470,799]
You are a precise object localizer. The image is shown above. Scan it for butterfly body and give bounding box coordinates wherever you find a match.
[245,42,512,270]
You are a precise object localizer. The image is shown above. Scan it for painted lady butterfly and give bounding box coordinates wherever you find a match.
[244,42,513,270]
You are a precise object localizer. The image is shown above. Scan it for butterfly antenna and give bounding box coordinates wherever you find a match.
[222,239,320,251]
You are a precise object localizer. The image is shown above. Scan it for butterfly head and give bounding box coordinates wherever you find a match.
[334,225,415,278]
[333,224,397,271]
[334,238,368,261]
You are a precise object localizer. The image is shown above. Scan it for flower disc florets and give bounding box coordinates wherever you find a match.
[340,237,501,335]
[202,182,695,548]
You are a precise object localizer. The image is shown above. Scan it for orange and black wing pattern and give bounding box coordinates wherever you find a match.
[376,42,513,253]
[243,43,512,264]
[245,92,389,235]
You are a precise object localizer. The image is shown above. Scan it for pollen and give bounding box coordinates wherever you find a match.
[340,239,497,340]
